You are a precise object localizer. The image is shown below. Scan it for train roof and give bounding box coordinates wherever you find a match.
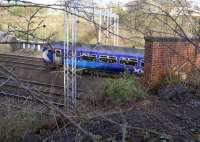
[50,42,144,55]
[76,47,144,57]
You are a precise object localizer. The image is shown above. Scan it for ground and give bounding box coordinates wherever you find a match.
[0,51,200,142]
[1,93,199,142]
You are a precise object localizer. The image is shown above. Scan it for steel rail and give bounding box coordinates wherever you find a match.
[2,64,46,70]
[0,54,46,70]
[1,83,63,97]
[0,59,45,67]
[0,75,63,88]
[0,102,60,117]
[0,53,42,62]
[0,91,65,107]
[0,76,86,92]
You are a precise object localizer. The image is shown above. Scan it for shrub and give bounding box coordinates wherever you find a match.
[157,70,200,100]
[102,74,147,103]
[185,70,200,90]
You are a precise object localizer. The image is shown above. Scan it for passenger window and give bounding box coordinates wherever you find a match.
[100,55,116,63]
[128,58,137,66]
[120,57,137,66]
[80,53,96,62]
[55,50,61,57]
[109,56,117,63]
[99,55,108,62]
[89,55,97,61]
[119,57,127,64]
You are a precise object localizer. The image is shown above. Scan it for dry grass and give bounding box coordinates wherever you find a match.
[0,110,64,142]
[0,112,46,140]
[156,69,200,99]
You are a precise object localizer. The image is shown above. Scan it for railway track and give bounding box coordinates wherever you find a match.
[0,84,86,115]
[0,81,75,114]
[0,75,86,104]
[0,54,89,115]
[0,86,64,105]
[0,76,64,94]
[0,91,64,116]
[0,53,46,70]
[0,76,85,93]
[0,91,64,107]
[0,76,65,105]
[0,53,42,62]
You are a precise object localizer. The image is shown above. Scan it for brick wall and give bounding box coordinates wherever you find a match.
[144,36,200,87]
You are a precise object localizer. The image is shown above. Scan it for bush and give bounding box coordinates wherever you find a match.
[102,74,147,103]
[185,70,200,89]
[157,70,200,100]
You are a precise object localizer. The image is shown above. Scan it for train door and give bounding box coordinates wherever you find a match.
[54,49,62,65]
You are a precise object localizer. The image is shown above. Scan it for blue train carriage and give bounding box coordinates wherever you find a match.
[42,42,144,73]
[75,45,144,73]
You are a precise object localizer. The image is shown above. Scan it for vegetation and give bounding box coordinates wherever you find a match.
[0,24,2,31]
[102,74,147,103]
[0,111,62,141]
[0,112,40,140]
[117,0,200,46]
[0,0,199,47]
[157,70,200,100]
[0,6,47,41]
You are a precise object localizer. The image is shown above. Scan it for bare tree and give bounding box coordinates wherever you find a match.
[0,0,200,142]
[118,0,200,47]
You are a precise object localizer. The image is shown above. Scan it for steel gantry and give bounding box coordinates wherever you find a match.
[63,0,119,107]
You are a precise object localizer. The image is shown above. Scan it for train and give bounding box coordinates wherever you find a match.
[42,42,144,73]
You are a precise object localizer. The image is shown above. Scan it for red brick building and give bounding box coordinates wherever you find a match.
[144,36,200,87]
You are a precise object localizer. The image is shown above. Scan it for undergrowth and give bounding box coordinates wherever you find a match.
[0,111,58,141]
[102,74,147,104]
[157,70,200,100]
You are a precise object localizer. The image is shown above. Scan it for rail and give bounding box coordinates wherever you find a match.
[0,91,65,107]
[0,54,46,70]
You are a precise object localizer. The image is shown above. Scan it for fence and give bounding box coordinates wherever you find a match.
[0,40,44,51]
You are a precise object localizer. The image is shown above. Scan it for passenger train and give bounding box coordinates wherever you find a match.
[42,42,144,73]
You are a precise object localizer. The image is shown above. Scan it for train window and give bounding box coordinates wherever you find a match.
[141,59,144,67]
[80,53,96,62]
[55,50,61,57]
[119,57,127,65]
[109,56,117,63]
[89,55,97,61]
[99,55,108,62]
[120,57,137,66]
[99,55,116,63]
[128,58,137,66]
[80,52,89,57]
